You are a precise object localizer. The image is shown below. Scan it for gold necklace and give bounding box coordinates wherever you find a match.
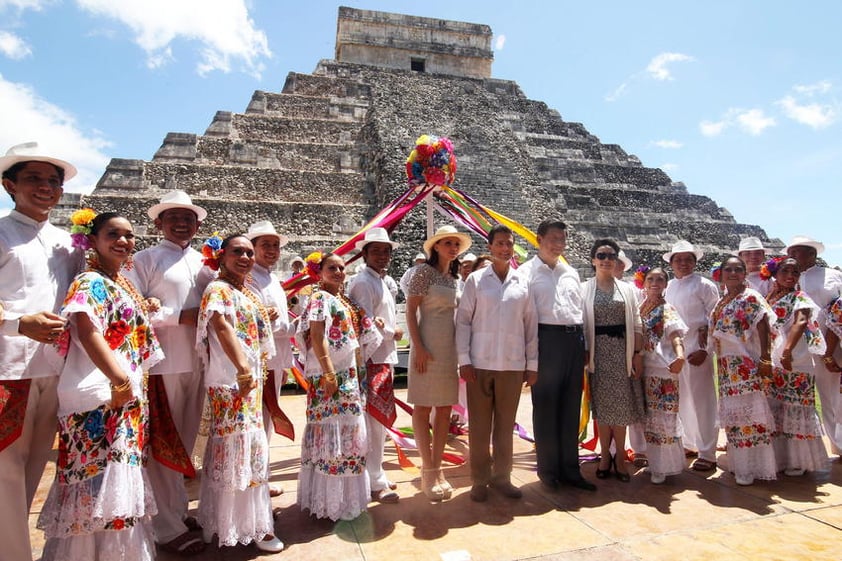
[639,296,665,318]
[712,287,744,323]
[218,271,270,381]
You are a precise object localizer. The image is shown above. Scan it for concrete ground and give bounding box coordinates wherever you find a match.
[29,386,842,561]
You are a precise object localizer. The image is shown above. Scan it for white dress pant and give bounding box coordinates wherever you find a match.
[679,358,718,462]
[0,376,58,561]
[147,368,204,543]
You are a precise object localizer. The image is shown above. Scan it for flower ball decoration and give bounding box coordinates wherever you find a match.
[406,134,456,187]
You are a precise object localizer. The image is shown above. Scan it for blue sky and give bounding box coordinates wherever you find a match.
[1,1,840,265]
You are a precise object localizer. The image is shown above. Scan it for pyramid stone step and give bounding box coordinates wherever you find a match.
[195,137,356,172]
[282,71,372,99]
[230,114,362,144]
[245,90,370,122]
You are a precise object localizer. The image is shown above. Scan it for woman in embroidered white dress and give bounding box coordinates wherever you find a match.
[762,256,829,476]
[709,256,776,486]
[38,211,163,561]
[635,266,688,484]
[195,234,283,553]
[297,252,381,521]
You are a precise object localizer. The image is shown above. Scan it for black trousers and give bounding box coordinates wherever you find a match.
[531,326,586,484]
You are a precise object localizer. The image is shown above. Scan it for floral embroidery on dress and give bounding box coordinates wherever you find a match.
[826,297,842,339]
[56,399,146,485]
[198,281,271,363]
[644,375,679,413]
[718,355,765,397]
[725,420,772,449]
[770,291,825,354]
[57,272,162,369]
[712,291,770,343]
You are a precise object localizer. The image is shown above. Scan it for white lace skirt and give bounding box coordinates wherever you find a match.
[37,399,157,561]
[643,367,685,476]
[768,367,829,472]
[718,356,777,480]
[298,408,369,521]
[198,385,273,547]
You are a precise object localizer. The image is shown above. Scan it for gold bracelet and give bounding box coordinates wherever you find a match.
[322,372,337,382]
[110,378,132,392]
[759,358,772,367]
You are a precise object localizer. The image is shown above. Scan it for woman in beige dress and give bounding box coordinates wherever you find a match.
[406,225,472,500]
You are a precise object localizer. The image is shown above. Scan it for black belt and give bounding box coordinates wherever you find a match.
[538,323,583,333]
[595,324,625,338]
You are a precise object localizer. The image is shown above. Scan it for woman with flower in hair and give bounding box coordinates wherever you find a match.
[709,255,776,485]
[195,234,283,553]
[761,256,829,476]
[37,210,163,561]
[635,265,688,484]
[297,251,381,521]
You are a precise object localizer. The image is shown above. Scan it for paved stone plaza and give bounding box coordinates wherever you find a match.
[29,386,842,561]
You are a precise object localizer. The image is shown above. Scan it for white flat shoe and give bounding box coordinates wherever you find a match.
[735,474,754,486]
[650,472,666,485]
[784,468,806,477]
[256,535,284,553]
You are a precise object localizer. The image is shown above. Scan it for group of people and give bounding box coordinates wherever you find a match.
[2,144,842,561]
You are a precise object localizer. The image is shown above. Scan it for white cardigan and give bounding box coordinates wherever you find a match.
[582,278,642,376]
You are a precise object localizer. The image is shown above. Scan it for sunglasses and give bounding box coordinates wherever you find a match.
[595,252,618,261]
[721,266,745,273]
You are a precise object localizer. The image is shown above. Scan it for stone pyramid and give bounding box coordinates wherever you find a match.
[71,6,780,274]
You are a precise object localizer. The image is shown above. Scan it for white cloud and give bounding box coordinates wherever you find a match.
[776,94,837,129]
[646,52,694,81]
[494,34,506,51]
[736,108,776,135]
[700,108,775,137]
[652,139,683,149]
[0,30,30,59]
[0,74,111,193]
[793,80,832,96]
[660,163,678,172]
[0,0,51,10]
[75,0,271,77]
[606,51,693,101]
[699,120,727,137]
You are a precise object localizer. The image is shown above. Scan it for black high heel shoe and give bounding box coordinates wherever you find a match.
[596,455,612,479]
[612,455,630,482]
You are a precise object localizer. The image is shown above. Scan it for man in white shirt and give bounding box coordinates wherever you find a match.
[347,227,402,503]
[518,219,595,491]
[0,144,83,561]
[737,237,771,295]
[786,235,842,456]
[663,240,720,472]
[126,190,213,555]
[457,225,537,502]
[245,220,297,496]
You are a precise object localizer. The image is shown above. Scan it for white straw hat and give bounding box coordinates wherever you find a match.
[618,250,633,272]
[785,235,825,255]
[737,236,766,253]
[0,142,77,182]
[460,252,478,263]
[147,190,208,221]
[245,220,289,247]
[355,227,399,251]
[662,240,704,263]
[422,225,472,257]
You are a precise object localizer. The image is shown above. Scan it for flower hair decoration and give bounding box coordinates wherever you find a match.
[70,207,97,250]
[760,256,785,280]
[633,265,651,289]
[406,134,457,187]
[710,261,723,283]
[304,251,324,279]
[201,233,224,271]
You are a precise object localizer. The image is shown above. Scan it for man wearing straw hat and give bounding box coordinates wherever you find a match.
[348,227,403,503]
[245,220,297,496]
[786,235,842,458]
[0,143,83,561]
[127,190,214,555]
[663,240,720,472]
[737,236,771,295]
